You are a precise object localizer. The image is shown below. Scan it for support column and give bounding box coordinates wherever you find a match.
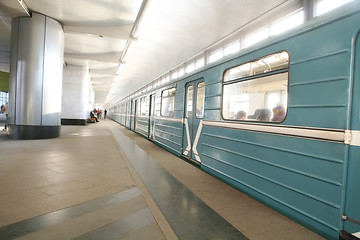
[61,65,93,125]
[8,13,64,139]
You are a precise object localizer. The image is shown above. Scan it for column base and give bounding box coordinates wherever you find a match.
[8,125,60,139]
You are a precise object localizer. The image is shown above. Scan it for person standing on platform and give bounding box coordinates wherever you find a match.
[104,109,107,119]
[4,102,8,130]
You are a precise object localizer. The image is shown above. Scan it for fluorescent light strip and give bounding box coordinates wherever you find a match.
[17,0,31,17]
[131,0,150,38]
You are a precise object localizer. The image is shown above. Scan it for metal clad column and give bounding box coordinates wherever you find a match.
[42,16,64,126]
[8,13,64,139]
[61,65,91,125]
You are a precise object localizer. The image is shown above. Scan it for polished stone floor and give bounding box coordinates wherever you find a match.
[0,120,324,239]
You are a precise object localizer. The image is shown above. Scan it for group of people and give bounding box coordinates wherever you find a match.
[235,104,286,122]
[90,108,107,123]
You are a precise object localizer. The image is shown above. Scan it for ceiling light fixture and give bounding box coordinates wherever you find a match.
[116,64,121,75]
[17,0,31,17]
[131,0,150,39]
[120,40,132,63]
[107,0,151,106]
[117,0,150,65]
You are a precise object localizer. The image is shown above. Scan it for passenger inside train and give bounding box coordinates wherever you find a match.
[256,108,272,121]
[271,104,286,122]
[235,110,247,120]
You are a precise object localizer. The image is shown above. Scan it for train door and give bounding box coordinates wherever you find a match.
[182,79,205,164]
[342,32,360,238]
[149,94,156,140]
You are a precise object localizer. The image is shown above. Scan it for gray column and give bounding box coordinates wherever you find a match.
[61,65,92,125]
[8,13,64,139]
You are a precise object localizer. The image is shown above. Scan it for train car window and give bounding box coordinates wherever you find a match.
[270,10,304,36]
[171,71,178,80]
[161,87,176,117]
[155,96,161,116]
[209,49,223,63]
[165,75,170,83]
[126,103,128,115]
[195,58,205,69]
[224,41,240,56]
[186,85,193,117]
[196,82,205,118]
[224,52,289,82]
[222,51,289,122]
[315,0,353,16]
[178,68,185,77]
[243,27,269,49]
[140,97,147,115]
[186,62,195,73]
[134,99,138,117]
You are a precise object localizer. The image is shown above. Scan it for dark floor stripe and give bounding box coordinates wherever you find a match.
[74,208,155,240]
[109,124,248,240]
[0,187,140,240]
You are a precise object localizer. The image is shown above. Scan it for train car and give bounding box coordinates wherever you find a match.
[109,3,360,239]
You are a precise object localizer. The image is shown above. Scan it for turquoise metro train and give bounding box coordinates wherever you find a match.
[109,3,360,239]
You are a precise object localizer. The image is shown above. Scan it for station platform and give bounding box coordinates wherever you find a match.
[0,120,324,239]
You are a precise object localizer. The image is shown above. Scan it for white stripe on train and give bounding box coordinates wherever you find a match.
[152,117,360,146]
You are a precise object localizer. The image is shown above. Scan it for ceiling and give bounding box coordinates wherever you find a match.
[0,0,293,108]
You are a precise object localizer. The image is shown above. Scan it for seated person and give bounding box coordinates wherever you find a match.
[235,110,247,120]
[256,108,271,122]
[271,104,286,122]
[90,111,99,122]
[247,109,260,119]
